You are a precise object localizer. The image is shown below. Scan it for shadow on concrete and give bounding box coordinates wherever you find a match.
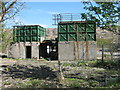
[2,64,56,79]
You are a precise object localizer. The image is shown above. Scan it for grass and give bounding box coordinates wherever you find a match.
[15,79,50,88]
[3,58,120,88]
[63,60,97,67]
[65,78,89,88]
[94,59,120,69]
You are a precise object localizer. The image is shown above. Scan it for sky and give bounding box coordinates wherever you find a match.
[15,2,86,28]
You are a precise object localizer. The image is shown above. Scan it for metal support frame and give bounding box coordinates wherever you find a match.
[53,13,82,25]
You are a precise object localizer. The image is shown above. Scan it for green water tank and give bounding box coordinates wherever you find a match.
[13,25,46,42]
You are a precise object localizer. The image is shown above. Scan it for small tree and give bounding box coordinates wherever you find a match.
[0,0,25,53]
[81,1,119,32]
[81,1,119,61]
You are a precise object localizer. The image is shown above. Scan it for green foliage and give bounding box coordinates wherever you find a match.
[97,38,112,47]
[0,26,13,52]
[82,2,119,32]
[63,63,71,67]
[95,59,120,69]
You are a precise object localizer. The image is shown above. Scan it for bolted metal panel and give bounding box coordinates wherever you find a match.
[13,25,46,42]
[68,23,76,32]
[20,36,24,42]
[77,33,86,41]
[26,36,31,42]
[86,33,96,41]
[77,23,86,32]
[58,24,67,33]
[59,33,68,41]
[86,23,96,32]
[68,33,77,41]
[58,21,96,41]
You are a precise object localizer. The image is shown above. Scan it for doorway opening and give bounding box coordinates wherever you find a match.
[26,46,31,58]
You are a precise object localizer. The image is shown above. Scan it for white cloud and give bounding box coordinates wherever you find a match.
[39,24,47,27]
[23,24,47,27]
[47,11,59,14]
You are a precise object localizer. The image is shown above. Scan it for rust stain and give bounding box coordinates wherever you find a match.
[18,43,20,50]
[18,43,20,56]
[24,42,26,47]
[74,41,77,60]
[82,41,85,60]
[76,41,79,60]
[74,41,80,60]
[86,41,89,60]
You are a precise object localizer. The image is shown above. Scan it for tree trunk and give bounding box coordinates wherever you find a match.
[56,60,64,84]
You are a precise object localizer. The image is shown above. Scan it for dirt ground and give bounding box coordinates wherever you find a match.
[0,58,120,88]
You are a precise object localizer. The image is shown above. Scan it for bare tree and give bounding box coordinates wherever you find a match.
[0,0,25,23]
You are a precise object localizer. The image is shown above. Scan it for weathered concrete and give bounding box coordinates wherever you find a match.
[88,41,97,60]
[8,42,40,59]
[58,42,75,61]
[8,43,21,59]
[58,41,97,61]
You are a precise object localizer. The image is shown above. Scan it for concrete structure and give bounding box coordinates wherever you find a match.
[8,41,58,60]
[58,41,97,60]
[8,42,40,59]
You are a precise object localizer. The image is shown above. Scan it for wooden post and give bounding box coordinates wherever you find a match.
[102,45,104,63]
[57,60,64,84]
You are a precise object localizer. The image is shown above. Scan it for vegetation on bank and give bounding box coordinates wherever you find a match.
[2,58,120,88]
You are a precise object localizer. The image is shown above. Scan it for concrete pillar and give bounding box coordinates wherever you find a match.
[78,41,86,60]
[31,42,39,59]
[88,41,97,60]
[19,42,26,59]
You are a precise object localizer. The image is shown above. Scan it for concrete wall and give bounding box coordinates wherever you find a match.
[8,43,20,59]
[8,42,26,59]
[58,41,97,61]
[8,42,40,59]
[58,42,75,61]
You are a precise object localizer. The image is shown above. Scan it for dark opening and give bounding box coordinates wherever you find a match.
[39,43,48,59]
[39,40,58,60]
[26,46,31,58]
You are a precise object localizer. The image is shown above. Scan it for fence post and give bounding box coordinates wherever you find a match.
[102,45,104,63]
